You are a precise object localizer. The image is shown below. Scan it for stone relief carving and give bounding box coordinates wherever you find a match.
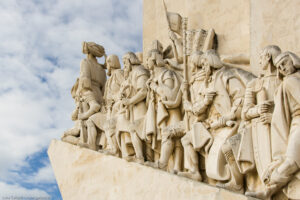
[61,11,300,200]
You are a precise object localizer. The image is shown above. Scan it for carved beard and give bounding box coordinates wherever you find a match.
[204,67,212,81]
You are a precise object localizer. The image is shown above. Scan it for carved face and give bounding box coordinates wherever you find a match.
[276,56,296,76]
[107,58,113,76]
[82,42,89,54]
[200,58,212,77]
[123,58,130,69]
[123,59,131,79]
[259,51,271,70]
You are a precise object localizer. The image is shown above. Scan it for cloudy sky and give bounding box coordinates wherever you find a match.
[0,0,143,199]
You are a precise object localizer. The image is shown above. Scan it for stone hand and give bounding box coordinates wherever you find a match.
[260,113,272,124]
[198,70,207,79]
[71,109,78,121]
[258,101,273,114]
[122,98,131,106]
[181,81,189,93]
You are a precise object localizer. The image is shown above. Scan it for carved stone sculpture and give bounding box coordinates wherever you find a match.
[116,52,150,163]
[59,27,300,200]
[144,41,167,161]
[236,45,282,198]
[178,51,209,181]
[77,41,107,150]
[90,54,125,156]
[262,52,300,199]
[149,68,183,172]
[181,50,254,193]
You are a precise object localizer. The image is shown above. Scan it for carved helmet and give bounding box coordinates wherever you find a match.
[274,51,300,69]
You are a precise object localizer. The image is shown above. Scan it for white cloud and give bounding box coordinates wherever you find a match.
[25,162,56,184]
[0,0,143,197]
[0,181,50,198]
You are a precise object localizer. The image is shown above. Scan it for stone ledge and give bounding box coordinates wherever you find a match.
[48,139,258,200]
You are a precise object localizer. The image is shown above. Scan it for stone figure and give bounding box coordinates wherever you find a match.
[236,45,281,198]
[116,52,149,163]
[89,54,125,156]
[62,78,87,145]
[178,51,213,181]
[181,50,254,193]
[145,41,184,172]
[77,41,107,150]
[150,69,183,172]
[261,52,300,199]
[61,36,300,199]
[144,40,169,161]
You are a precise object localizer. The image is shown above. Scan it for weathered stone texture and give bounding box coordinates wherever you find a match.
[48,140,257,200]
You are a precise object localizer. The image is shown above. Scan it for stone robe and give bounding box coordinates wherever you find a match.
[197,67,251,181]
[236,75,280,192]
[269,71,300,199]
[116,65,149,149]
[89,69,125,147]
[79,58,106,104]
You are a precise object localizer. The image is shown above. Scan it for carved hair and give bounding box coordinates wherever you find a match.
[122,52,141,65]
[262,45,281,65]
[82,41,105,57]
[107,55,121,69]
[107,54,121,76]
[201,50,223,69]
[190,51,204,67]
[274,51,300,69]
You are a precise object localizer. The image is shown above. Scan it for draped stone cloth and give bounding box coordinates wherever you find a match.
[116,65,149,150]
[144,69,182,151]
[233,76,280,186]
[194,67,249,181]
[270,72,300,199]
[79,58,106,104]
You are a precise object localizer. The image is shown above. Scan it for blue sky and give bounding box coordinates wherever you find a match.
[0,0,143,198]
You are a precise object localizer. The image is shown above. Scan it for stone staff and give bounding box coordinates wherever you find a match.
[182,17,190,131]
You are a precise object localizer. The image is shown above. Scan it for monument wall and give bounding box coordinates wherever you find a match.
[143,0,300,75]
[250,0,300,74]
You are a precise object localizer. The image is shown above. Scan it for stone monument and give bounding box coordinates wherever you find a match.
[49,0,300,199]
